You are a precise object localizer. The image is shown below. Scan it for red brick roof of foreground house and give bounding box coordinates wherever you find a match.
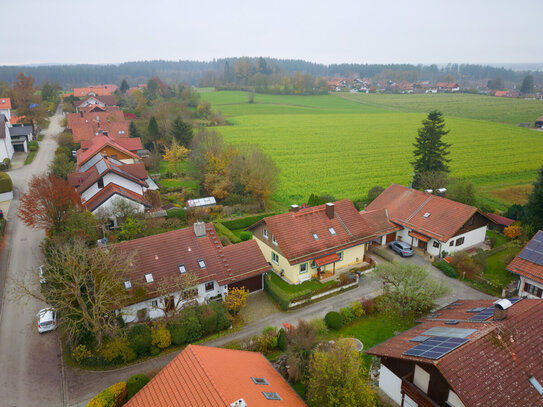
[0,98,11,110]
[366,299,543,407]
[113,224,270,292]
[125,345,306,407]
[507,230,543,285]
[366,184,481,242]
[247,200,398,264]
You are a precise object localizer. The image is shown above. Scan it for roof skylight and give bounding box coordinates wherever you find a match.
[312,233,319,240]
[328,227,336,235]
[198,259,206,269]
[251,377,269,385]
[145,273,154,283]
[179,264,186,274]
[124,280,132,290]
[262,392,281,400]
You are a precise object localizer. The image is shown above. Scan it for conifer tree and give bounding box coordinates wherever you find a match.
[169,116,193,147]
[525,165,543,231]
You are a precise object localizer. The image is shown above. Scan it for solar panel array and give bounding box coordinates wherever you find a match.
[469,307,494,321]
[96,159,107,175]
[518,231,543,266]
[403,336,469,359]
[79,153,102,172]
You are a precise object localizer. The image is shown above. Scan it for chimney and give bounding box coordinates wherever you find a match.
[493,299,512,321]
[424,189,433,194]
[290,204,300,212]
[193,221,206,238]
[436,188,447,197]
[230,399,247,407]
[325,202,335,219]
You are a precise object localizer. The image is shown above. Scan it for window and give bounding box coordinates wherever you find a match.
[433,241,440,248]
[311,260,317,269]
[251,377,269,385]
[328,227,336,235]
[198,259,206,269]
[312,233,319,240]
[263,228,268,239]
[262,392,281,400]
[524,282,543,298]
[271,252,279,265]
[183,288,198,299]
[205,281,214,292]
[124,280,132,290]
[97,178,104,189]
[337,251,343,261]
[178,264,186,274]
[300,263,308,274]
[151,300,158,307]
[456,237,465,246]
[449,241,454,247]
[272,235,278,245]
[145,273,154,283]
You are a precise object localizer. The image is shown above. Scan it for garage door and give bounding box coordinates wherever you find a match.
[229,274,263,293]
[386,233,396,243]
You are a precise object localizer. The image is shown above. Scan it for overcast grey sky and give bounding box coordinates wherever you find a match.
[2,0,542,66]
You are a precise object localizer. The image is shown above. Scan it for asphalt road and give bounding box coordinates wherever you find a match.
[0,108,63,407]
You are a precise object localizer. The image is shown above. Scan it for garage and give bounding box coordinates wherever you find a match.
[229,273,263,293]
[386,233,396,243]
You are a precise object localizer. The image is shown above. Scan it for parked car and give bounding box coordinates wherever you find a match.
[38,265,46,284]
[389,241,414,257]
[37,308,57,333]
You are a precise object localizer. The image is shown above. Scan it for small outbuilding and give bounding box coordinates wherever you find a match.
[535,115,543,128]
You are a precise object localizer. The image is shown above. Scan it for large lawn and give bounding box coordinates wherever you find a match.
[483,245,521,287]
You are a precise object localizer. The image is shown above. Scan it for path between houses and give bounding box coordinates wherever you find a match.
[65,255,491,406]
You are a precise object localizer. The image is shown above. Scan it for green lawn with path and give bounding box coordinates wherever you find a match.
[268,271,335,295]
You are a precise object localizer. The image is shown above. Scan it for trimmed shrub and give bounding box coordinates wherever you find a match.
[1,157,10,170]
[435,260,458,278]
[214,222,241,243]
[87,381,127,407]
[100,336,136,364]
[239,231,252,241]
[340,307,355,325]
[180,308,203,342]
[151,324,171,349]
[127,325,152,356]
[168,324,186,346]
[263,275,291,310]
[166,208,186,223]
[198,305,218,336]
[277,328,287,350]
[28,140,39,152]
[126,374,150,401]
[210,302,232,331]
[324,311,343,330]
[221,213,275,230]
[0,172,13,193]
[350,300,365,318]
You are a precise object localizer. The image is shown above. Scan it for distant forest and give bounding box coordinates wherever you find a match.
[0,58,539,88]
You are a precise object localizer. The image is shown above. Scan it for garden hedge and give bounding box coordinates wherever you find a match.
[180,308,203,342]
[435,260,458,278]
[197,305,218,336]
[166,208,186,222]
[126,374,150,401]
[220,213,275,230]
[28,140,39,152]
[324,311,343,330]
[87,381,127,407]
[263,275,291,310]
[210,301,231,330]
[214,222,241,244]
[168,324,186,346]
[0,172,13,193]
[127,325,152,356]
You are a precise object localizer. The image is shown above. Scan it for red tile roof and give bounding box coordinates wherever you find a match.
[116,137,143,151]
[485,212,515,227]
[73,84,117,97]
[507,230,543,284]
[66,108,125,130]
[70,120,130,143]
[74,95,117,107]
[366,184,479,242]
[83,183,150,212]
[126,345,306,407]
[536,115,543,122]
[367,299,543,407]
[315,253,341,267]
[76,135,140,168]
[0,98,12,110]
[113,224,269,290]
[249,200,397,264]
[494,90,508,97]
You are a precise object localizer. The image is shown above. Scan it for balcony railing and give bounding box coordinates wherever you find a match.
[401,373,440,407]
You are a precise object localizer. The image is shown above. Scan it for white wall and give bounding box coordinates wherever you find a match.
[0,108,11,122]
[413,365,430,394]
[379,364,403,406]
[447,390,466,407]
[90,195,146,215]
[520,277,543,299]
[0,191,13,202]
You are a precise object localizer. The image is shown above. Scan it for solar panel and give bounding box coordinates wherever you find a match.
[96,159,108,174]
[467,307,486,313]
[409,336,430,342]
[445,321,459,325]
[469,307,495,321]
[518,231,543,266]
[404,336,469,359]
[79,153,102,172]
[422,327,476,338]
[508,298,521,305]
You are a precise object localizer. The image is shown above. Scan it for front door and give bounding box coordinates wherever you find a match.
[418,240,427,250]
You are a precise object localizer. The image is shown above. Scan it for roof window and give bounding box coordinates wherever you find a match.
[328,227,336,235]
[124,280,132,290]
[198,259,206,269]
[178,264,186,274]
[251,377,269,385]
[529,376,543,395]
[145,273,154,283]
[312,233,319,240]
[423,212,430,218]
[262,392,281,400]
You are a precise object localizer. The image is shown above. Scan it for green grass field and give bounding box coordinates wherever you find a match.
[201,91,543,207]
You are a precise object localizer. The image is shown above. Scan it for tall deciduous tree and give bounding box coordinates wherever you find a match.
[446,181,477,206]
[162,140,190,177]
[412,110,451,189]
[525,165,543,231]
[41,81,61,102]
[169,115,193,147]
[18,174,81,232]
[306,340,376,407]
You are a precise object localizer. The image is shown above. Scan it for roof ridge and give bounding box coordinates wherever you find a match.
[188,345,229,406]
[335,213,353,237]
[405,194,433,222]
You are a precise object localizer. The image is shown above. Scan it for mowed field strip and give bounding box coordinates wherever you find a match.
[201,91,543,205]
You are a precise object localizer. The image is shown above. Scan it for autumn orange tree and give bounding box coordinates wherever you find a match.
[162,140,190,177]
[504,225,522,240]
[224,286,249,316]
[18,174,82,232]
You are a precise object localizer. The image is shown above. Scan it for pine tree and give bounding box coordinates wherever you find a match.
[412,110,451,189]
[120,79,129,94]
[147,116,159,151]
[169,116,193,147]
[520,75,534,94]
[128,121,139,138]
[525,165,543,231]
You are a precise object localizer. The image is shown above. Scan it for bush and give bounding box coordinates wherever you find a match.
[214,222,241,243]
[1,157,10,170]
[324,311,343,330]
[210,302,232,331]
[340,307,355,325]
[239,231,252,241]
[180,308,203,342]
[277,328,287,350]
[219,235,231,246]
[151,324,171,349]
[221,213,275,230]
[100,336,136,364]
[350,301,365,318]
[435,260,458,278]
[168,324,186,346]
[166,208,186,223]
[372,246,395,262]
[28,140,39,152]
[87,381,127,407]
[0,172,13,193]
[126,374,150,401]
[57,131,74,147]
[263,274,291,310]
[127,325,153,356]
[197,305,218,336]
[360,298,375,315]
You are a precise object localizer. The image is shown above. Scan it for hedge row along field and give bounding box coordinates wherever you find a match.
[201,91,543,207]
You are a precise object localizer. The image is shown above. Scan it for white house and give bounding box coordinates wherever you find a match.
[0,114,14,163]
[365,184,493,259]
[113,222,269,323]
[507,230,543,299]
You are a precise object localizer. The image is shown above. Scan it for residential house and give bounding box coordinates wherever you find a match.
[367,298,543,407]
[365,184,492,259]
[74,95,117,110]
[9,125,34,152]
[76,135,144,170]
[72,84,117,98]
[68,113,130,144]
[437,82,460,93]
[0,98,12,122]
[485,212,515,234]
[535,115,543,128]
[125,344,306,406]
[0,114,14,162]
[114,222,270,323]
[493,90,508,97]
[247,200,398,284]
[507,230,543,299]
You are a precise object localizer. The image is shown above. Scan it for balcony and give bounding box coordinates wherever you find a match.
[401,373,440,407]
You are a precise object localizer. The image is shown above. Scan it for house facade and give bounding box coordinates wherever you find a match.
[248,200,398,284]
[0,114,14,163]
[366,184,492,259]
[507,230,543,299]
[367,298,543,407]
[114,222,269,323]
